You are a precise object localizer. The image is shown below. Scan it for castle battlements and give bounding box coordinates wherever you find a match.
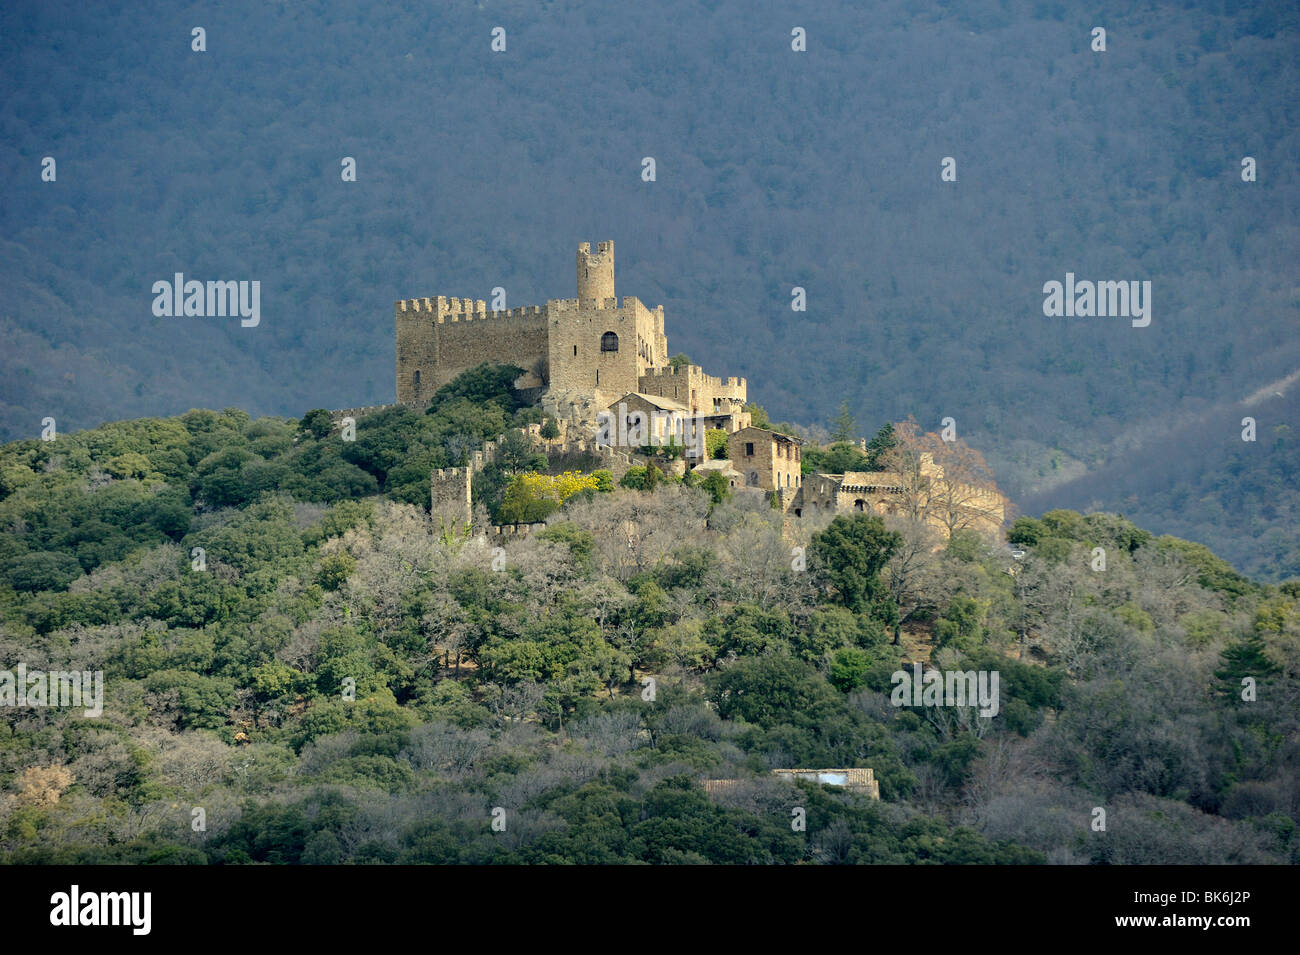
[396,298,549,323]
[640,365,747,390]
[440,303,545,324]
[488,305,545,320]
[395,241,719,418]
[637,364,749,416]
[546,296,627,312]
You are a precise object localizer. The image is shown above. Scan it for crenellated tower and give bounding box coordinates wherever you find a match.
[396,240,689,424]
[576,241,615,303]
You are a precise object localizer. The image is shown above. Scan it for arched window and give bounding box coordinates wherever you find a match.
[413,369,421,393]
[601,331,619,352]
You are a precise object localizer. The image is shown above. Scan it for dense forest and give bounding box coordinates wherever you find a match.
[1,0,1297,578]
[0,368,1296,864]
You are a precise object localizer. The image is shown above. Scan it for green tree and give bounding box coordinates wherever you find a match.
[707,654,840,729]
[316,551,356,591]
[300,409,334,439]
[743,404,771,430]
[934,595,986,652]
[428,362,526,414]
[497,429,543,475]
[829,647,871,692]
[830,400,857,443]
[864,423,896,468]
[643,461,661,491]
[498,474,559,523]
[1213,635,1280,702]
[705,429,729,459]
[698,470,731,505]
[819,442,872,473]
[811,514,901,615]
[7,552,83,592]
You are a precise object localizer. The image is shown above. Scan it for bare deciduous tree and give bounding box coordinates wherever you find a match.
[879,416,1005,539]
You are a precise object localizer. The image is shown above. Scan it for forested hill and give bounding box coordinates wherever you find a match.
[2,0,1297,580]
[1022,384,1300,581]
[0,396,1296,864]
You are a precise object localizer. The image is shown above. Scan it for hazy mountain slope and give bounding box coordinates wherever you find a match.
[1023,382,1299,581]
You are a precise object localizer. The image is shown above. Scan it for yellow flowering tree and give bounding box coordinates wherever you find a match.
[498,470,602,523]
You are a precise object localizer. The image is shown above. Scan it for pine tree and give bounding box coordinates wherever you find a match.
[1213,635,1279,702]
[830,401,857,443]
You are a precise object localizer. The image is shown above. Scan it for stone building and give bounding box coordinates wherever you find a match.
[636,364,749,427]
[602,392,691,448]
[728,426,803,493]
[703,768,880,800]
[430,466,473,529]
[691,457,743,488]
[395,241,747,427]
[402,240,1004,540]
[770,768,880,798]
[792,453,1007,539]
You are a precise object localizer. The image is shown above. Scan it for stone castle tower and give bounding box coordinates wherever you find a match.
[430,466,472,528]
[395,241,674,422]
[576,241,615,302]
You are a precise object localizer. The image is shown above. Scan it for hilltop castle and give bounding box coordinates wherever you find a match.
[395,241,748,428]
[397,241,1005,538]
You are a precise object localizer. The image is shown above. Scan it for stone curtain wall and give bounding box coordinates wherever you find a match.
[395,297,549,404]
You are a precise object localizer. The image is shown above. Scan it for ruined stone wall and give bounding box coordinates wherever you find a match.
[704,767,880,801]
[770,768,880,799]
[800,473,842,509]
[330,404,394,425]
[430,466,472,527]
[800,470,1006,539]
[487,521,548,542]
[471,425,635,483]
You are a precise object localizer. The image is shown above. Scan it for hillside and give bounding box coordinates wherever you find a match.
[1,385,1296,864]
[2,0,1297,579]
[1023,382,1300,581]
